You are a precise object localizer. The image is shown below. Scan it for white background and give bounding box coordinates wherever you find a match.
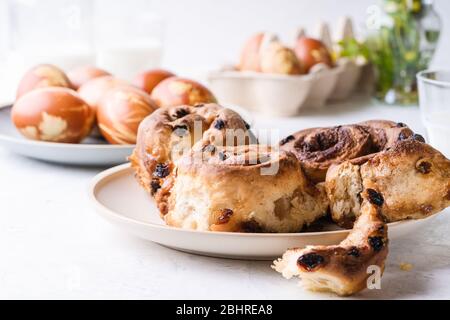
[0,0,449,70]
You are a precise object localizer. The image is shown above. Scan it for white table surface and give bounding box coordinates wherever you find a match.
[1,96,450,300]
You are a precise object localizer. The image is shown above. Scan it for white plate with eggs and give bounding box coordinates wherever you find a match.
[89,163,440,260]
[0,102,253,167]
[0,104,134,166]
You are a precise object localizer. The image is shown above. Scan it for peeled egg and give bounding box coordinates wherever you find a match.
[151,77,217,108]
[11,87,94,143]
[132,69,175,94]
[68,66,111,90]
[16,64,73,99]
[294,37,333,73]
[97,86,158,144]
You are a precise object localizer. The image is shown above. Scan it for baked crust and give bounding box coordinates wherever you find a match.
[280,120,415,182]
[131,110,450,295]
[361,139,450,221]
[273,198,388,296]
[327,138,450,227]
[166,145,328,232]
[129,103,255,215]
[275,123,449,296]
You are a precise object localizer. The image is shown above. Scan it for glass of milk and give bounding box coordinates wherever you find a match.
[2,0,95,101]
[417,70,450,158]
[94,0,164,81]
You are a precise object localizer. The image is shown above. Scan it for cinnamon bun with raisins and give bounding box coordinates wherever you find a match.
[274,137,450,296]
[273,195,388,296]
[326,138,450,228]
[129,103,255,215]
[280,120,415,183]
[165,144,328,232]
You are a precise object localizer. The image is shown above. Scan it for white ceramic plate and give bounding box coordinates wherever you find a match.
[0,104,253,166]
[0,105,135,166]
[89,163,439,260]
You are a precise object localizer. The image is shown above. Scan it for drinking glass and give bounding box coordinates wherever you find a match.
[7,0,95,69]
[417,70,450,157]
[1,0,95,101]
[94,0,164,80]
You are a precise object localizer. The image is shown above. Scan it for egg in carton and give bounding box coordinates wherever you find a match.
[209,31,342,116]
[294,26,340,109]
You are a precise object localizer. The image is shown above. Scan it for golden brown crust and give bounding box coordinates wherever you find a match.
[166,145,328,232]
[274,121,450,296]
[327,139,450,227]
[280,120,415,183]
[280,124,373,183]
[361,139,450,222]
[129,103,255,215]
[275,135,450,295]
[273,199,388,296]
[358,120,415,151]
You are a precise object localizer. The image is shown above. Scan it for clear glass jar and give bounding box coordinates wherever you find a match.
[417,70,450,158]
[365,0,441,105]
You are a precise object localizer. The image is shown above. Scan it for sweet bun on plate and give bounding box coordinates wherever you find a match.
[130,108,450,296]
[274,133,450,296]
[130,103,255,215]
[11,87,94,143]
[273,196,388,296]
[16,64,73,99]
[97,86,158,144]
[166,144,328,232]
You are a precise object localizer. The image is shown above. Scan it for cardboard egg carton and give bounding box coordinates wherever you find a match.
[208,17,371,117]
